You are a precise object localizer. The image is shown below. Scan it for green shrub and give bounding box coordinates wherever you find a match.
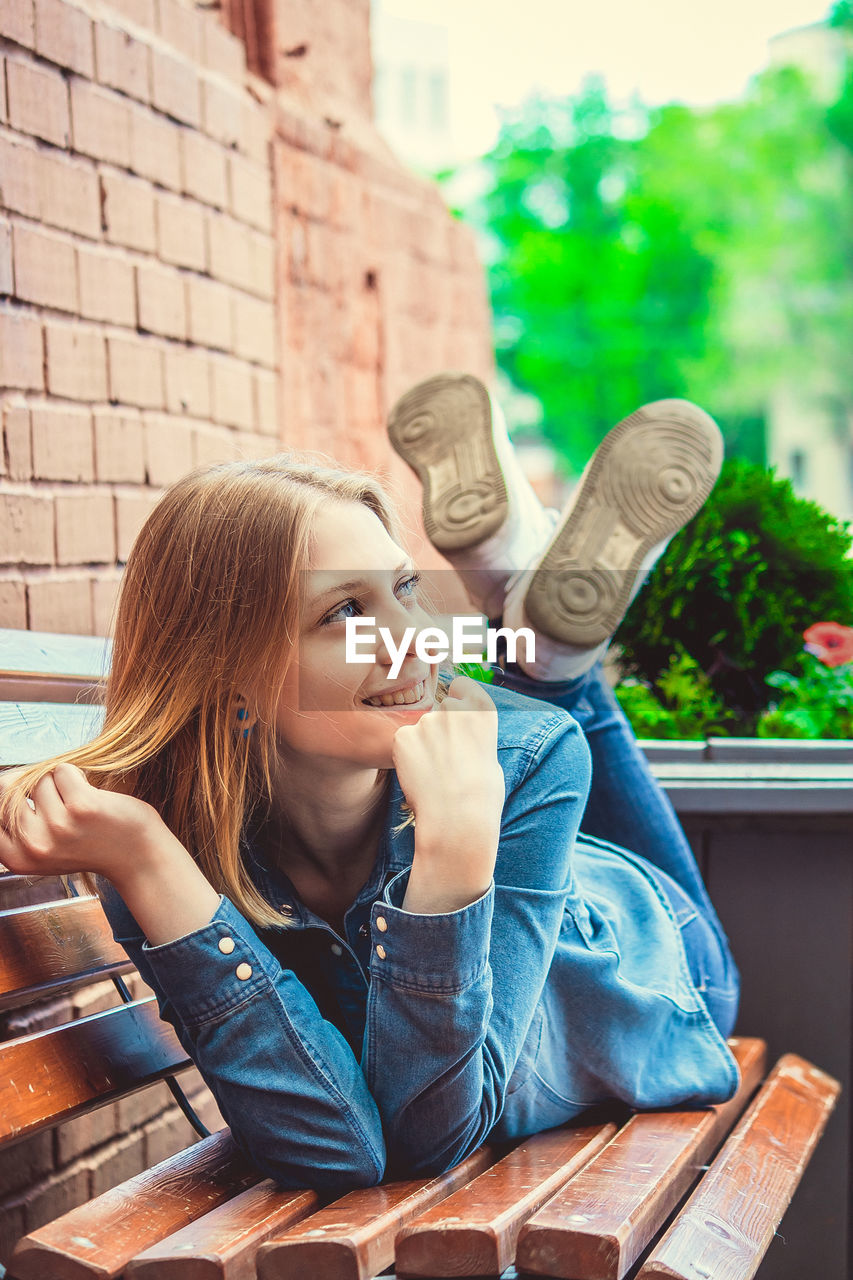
[616,458,853,731]
[614,650,737,739]
[756,654,853,738]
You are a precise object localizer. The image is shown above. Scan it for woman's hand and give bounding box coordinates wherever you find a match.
[391,675,505,914]
[0,762,166,881]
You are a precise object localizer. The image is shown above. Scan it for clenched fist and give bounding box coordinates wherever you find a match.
[391,675,505,914]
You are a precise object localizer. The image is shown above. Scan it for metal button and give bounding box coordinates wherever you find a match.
[235,962,252,980]
[280,903,293,913]
[330,943,343,956]
[218,937,235,954]
[358,923,369,937]
[375,944,386,960]
[376,916,388,933]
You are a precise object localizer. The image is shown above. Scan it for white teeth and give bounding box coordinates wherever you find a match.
[364,680,425,708]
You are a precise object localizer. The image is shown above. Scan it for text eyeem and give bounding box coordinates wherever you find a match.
[345,616,535,679]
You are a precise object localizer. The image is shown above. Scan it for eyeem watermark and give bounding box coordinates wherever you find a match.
[345,616,535,679]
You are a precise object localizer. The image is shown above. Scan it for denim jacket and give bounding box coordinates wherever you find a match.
[99,683,740,1192]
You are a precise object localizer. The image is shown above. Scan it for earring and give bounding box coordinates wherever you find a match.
[236,704,253,738]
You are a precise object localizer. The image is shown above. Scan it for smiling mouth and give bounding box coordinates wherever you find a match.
[361,679,430,708]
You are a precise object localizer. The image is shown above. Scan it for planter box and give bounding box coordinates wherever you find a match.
[641,737,852,1280]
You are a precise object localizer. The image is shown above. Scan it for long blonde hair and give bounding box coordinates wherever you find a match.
[1,453,448,929]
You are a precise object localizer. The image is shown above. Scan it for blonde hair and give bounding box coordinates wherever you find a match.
[1,453,451,929]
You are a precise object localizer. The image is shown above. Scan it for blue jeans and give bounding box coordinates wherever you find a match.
[490,655,740,1039]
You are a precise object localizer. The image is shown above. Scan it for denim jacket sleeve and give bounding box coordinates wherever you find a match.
[362,707,591,1176]
[97,882,386,1192]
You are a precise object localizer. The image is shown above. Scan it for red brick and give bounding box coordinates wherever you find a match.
[23,1159,90,1232]
[45,321,108,402]
[0,308,44,390]
[95,21,150,101]
[0,1129,53,1198]
[70,77,131,167]
[164,345,210,417]
[115,489,159,557]
[248,229,275,300]
[0,575,27,626]
[144,1107,198,1167]
[192,423,240,465]
[207,211,252,291]
[114,1080,172,1132]
[136,259,186,339]
[3,401,32,479]
[200,16,244,80]
[0,1194,26,1267]
[78,244,136,327]
[107,0,155,28]
[31,403,93,481]
[210,355,254,429]
[6,55,70,146]
[228,153,272,232]
[200,74,241,147]
[0,59,6,125]
[55,1104,119,1167]
[12,222,77,312]
[108,333,164,408]
[185,273,231,350]
[91,569,122,633]
[155,0,201,61]
[0,135,40,218]
[150,45,200,127]
[0,492,54,564]
[71,978,121,1017]
[231,291,275,367]
[235,429,275,459]
[55,491,116,564]
[254,368,278,436]
[38,149,101,239]
[181,129,228,208]
[35,0,94,75]
[28,573,94,632]
[241,96,269,165]
[0,0,34,46]
[142,410,193,484]
[101,169,157,252]
[93,408,145,482]
[0,217,11,295]
[155,192,206,270]
[87,1130,147,1197]
[129,100,181,189]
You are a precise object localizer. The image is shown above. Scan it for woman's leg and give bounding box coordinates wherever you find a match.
[489,647,740,1034]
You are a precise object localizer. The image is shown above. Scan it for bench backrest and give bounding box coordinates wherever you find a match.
[0,628,190,1153]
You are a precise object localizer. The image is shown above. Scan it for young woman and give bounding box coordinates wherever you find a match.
[0,374,740,1192]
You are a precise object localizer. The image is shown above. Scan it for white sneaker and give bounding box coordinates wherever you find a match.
[387,372,557,619]
[502,398,724,681]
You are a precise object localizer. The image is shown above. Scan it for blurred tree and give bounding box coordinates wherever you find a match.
[454,46,853,475]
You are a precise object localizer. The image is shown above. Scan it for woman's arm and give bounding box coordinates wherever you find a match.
[364,711,592,1176]
[0,763,386,1192]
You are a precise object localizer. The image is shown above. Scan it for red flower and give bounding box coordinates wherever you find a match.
[803,621,853,667]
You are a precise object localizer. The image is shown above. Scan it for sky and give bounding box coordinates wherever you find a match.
[375,0,838,158]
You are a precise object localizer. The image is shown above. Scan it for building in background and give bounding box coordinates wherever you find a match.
[370,1,454,174]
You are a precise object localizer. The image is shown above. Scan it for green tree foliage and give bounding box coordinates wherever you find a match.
[457,40,853,472]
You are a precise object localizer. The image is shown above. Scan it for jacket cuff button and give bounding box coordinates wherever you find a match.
[376,916,388,932]
[218,937,235,954]
[236,962,253,980]
[375,944,386,960]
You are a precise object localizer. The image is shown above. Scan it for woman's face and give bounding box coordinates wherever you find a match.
[273,500,441,770]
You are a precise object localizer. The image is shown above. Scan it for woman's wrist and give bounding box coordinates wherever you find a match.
[107,823,221,947]
[403,820,498,915]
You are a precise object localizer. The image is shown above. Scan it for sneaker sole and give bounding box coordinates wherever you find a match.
[387,373,509,552]
[522,399,723,647]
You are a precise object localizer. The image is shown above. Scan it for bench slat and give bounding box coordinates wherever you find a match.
[255,1147,496,1280]
[636,1053,841,1280]
[394,1121,617,1278]
[0,627,110,678]
[125,1183,320,1280]
[0,998,189,1144]
[0,700,106,765]
[0,896,133,1011]
[10,1128,261,1280]
[0,672,105,704]
[515,1038,765,1280]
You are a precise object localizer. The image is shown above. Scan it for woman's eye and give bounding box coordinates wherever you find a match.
[320,573,421,627]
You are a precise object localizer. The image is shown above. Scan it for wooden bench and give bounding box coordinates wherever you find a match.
[0,627,842,1280]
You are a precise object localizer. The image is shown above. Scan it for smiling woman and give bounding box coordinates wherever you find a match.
[0,422,741,1195]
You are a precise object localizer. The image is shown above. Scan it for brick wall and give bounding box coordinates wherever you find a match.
[0,0,493,1253]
